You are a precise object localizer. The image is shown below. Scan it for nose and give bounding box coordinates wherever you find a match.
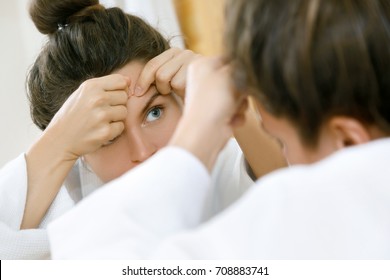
[126,128,157,163]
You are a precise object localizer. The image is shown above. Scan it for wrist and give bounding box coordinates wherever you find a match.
[23,131,77,229]
[27,128,78,171]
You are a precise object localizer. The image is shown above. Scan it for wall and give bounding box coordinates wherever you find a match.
[0,0,43,167]
[173,0,225,55]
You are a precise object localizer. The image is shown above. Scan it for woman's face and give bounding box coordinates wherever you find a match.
[84,61,183,182]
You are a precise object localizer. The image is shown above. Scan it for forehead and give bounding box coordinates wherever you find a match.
[113,61,145,93]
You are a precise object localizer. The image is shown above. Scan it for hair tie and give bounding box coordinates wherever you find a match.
[57,23,68,31]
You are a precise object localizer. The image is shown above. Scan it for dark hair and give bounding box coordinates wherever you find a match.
[28,0,169,130]
[226,0,390,147]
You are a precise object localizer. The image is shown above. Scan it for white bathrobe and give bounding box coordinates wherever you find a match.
[0,139,253,259]
[48,139,390,259]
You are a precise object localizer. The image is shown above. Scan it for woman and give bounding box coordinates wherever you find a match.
[47,0,390,259]
[0,0,284,259]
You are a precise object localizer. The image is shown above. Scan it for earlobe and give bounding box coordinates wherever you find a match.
[328,117,371,149]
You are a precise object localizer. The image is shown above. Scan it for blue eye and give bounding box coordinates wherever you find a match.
[145,106,163,122]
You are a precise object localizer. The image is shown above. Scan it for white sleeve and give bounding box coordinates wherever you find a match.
[48,146,211,259]
[0,223,50,259]
[0,155,49,259]
[0,154,75,259]
[0,154,29,230]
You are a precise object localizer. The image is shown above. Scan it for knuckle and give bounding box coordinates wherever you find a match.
[113,74,128,87]
[156,85,171,95]
[99,125,112,140]
[88,97,101,108]
[80,79,97,92]
[170,78,184,90]
[95,110,109,122]
[170,47,180,52]
[155,69,170,83]
[119,91,128,101]
[180,49,194,57]
[111,73,122,80]
[91,93,109,107]
[116,121,125,132]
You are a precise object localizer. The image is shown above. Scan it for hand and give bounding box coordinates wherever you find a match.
[134,48,201,97]
[170,56,248,171]
[23,74,129,228]
[184,56,247,131]
[44,74,130,161]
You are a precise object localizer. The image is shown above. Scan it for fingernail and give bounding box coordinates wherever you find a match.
[134,86,143,96]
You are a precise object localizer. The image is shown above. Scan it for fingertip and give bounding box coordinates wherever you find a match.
[134,86,144,97]
[120,76,131,97]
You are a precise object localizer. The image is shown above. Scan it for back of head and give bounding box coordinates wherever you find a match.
[28,0,169,130]
[226,0,390,146]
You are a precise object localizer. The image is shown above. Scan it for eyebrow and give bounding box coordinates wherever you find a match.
[141,92,162,116]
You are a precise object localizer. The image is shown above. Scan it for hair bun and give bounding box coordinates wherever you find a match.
[29,0,99,34]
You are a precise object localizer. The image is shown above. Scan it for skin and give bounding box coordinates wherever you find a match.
[84,61,182,182]
[254,100,387,165]
[21,49,196,229]
[23,74,129,229]
[255,102,336,165]
[170,57,247,171]
[170,56,387,171]
[21,50,285,229]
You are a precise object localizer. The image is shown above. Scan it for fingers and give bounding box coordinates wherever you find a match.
[107,105,127,122]
[108,90,128,106]
[135,48,181,96]
[188,56,225,79]
[184,56,248,131]
[81,75,130,122]
[100,74,131,92]
[154,50,197,96]
[134,48,200,97]
[156,54,188,97]
[80,75,129,129]
[105,121,125,144]
[82,74,130,96]
[154,56,183,95]
[93,105,127,148]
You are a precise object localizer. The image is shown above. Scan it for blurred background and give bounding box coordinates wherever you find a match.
[0,0,224,167]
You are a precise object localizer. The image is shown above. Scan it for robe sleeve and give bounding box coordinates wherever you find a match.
[0,154,49,259]
[0,154,75,259]
[48,146,211,259]
[0,154,29,230]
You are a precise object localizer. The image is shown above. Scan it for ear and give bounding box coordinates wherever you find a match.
[327,116,371,149]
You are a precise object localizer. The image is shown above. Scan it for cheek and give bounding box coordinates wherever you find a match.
[84,106,182,182]
[84,144,137,183]
[146,107,182,148]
